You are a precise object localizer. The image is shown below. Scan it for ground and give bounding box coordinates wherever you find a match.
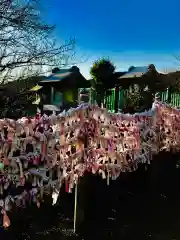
[0,152,180,240]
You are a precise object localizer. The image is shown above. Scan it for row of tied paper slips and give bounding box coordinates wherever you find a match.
[0,101,179,228]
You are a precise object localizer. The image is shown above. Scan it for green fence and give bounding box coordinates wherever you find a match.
[118,89,127,110]
[160,91,168,103]
[89,88,116,112]
[89,88,128,112]
[104,89,116,112]
[160,90,180,107]
[88,88,180,112]
[170,93,180,107]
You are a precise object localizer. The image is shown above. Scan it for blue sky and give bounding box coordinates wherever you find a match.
[42,0,180,78]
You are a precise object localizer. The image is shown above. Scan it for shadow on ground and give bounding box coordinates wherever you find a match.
[1,151,180,240]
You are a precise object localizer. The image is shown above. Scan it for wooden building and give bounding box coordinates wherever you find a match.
[38,66,90,111]
[88,64,177,112]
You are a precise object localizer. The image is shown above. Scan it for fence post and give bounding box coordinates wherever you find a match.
[167,87,172,103]
[115,86,119,112]
[73,179,78,233]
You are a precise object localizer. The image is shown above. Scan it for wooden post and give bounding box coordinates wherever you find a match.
[73,179,78,233]
[167,87,172,103]
[114,86,119,112]
[51,86,54,104]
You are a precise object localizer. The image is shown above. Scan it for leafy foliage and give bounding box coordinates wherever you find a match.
[90,58,116,106]
[122,87,154,113]
[90,58,115,85]
[0,75,44,118]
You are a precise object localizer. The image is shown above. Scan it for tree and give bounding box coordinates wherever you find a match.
[0,0,75,83]
[90,58,116,106]
[90,58,115,85]
[0,75,44,118]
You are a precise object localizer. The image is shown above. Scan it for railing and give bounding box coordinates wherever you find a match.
[88,88,180,112]
[104,88,116,112]
[160,90,180,107]
[89,88,124,112]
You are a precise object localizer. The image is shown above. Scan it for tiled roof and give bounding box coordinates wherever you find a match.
[40,66,84,83]
[119,66,150,78]
[40,69,72,83]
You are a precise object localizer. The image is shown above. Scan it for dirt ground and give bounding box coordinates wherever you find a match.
[1,151,180,240]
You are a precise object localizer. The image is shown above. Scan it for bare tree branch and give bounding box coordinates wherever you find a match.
[0,0,76,83]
